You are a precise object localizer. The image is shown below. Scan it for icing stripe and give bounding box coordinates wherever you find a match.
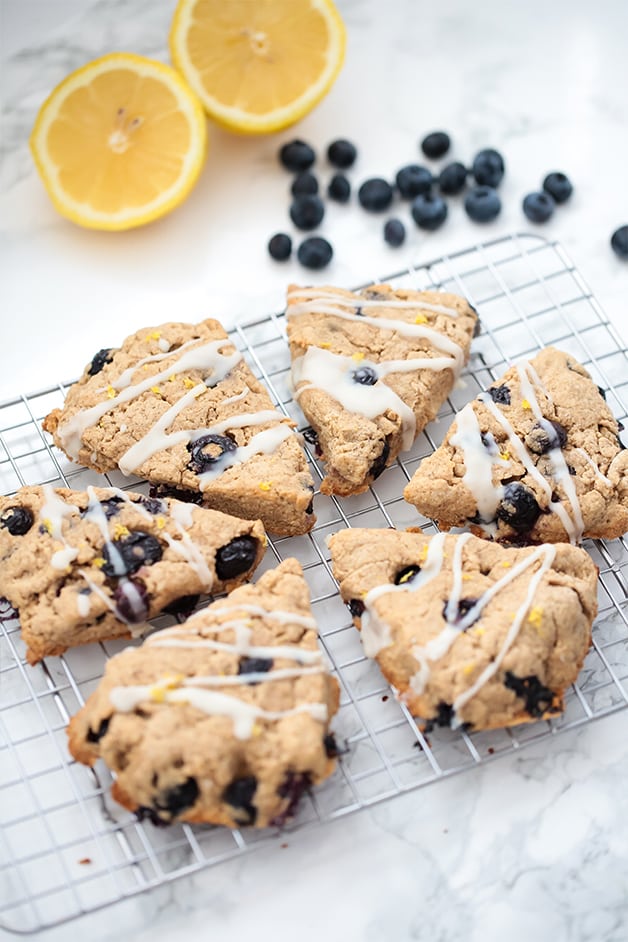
[287,287,461,318]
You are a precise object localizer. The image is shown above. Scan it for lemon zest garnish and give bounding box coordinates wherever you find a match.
[473,627,485,637]
[92,557,105,568]
[522,399,531,410]
[151,385,163,398]
[106,385,116,399]
[148,331,161,341]
[112,523,130,540]
[156,516,166,530]
[462,573,473,582]
[319,342,331,349]
[500,451,510,461]
[501,560,511,568]
[42,518,53,534]
[419,544,429,563]
[527,606,543,631]
[414,315,428,324]
[261,533,268,547]
[251,723,262,737]
[352,352,365,362]
[183,377,196,389]
[168,374,177,382]
[258,481,273,491]
[462,663,475,676]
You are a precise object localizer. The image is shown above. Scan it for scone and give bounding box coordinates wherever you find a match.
[67,559,340,828]
[43,319,316,536]
[0,484,265,663]
[286,283,478,496]
[404,347,628,543]
[329,527,597,731]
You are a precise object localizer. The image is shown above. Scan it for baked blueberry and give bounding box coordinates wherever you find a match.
[471,148,505,187]
[439,161,468,195]
[279,139,315,172]
[487,384,511,405]
[411,192,448,230]
[384,218,406,247]
[271,771,311,827]
[215,536,259,580]
[268,232,292,261]
[369,439,390,480]
[102,531,163,577]
[421,131,451,160]
[395,164,432,199]
[327,138,357,168]
[97,496,124,518]
[525,421,567,455]
[358,178,394,212]
[289,194,325,230]
[134,495,166,515]
[611,225,628,259]
[162,594,200,618]
[149,484,204,506]
[323,732,341,758]
[464,186,501,222]
[327,173,351,203]
[504,672,555,717]
[223,775,258,825]
[497,483,541,532]
[113,577,149,623]
[87,348,114,376]
[542,172,573,204]
[238,656,273,676]
[522,191,555,223]
[86,717,110,743]
[352,365,378,385]
[435,701,454,727]
[302,426,319,445]
[297,236,333,270]
[291,172,319,197]
[348,598,365,617]
[394,564,421,585]
[187,434,237,472]
[0,505,34,536]
[154,777,200,821]
[443,597,479,624]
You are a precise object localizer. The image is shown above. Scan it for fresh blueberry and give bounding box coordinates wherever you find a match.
[395,164,432,199]
[522,191,555,223]
[438,161,468,195]
[411,192,448,230]
[464,186,501,223]
[487,384,511,405]
[542,172,573,204]
[504,672,555,717]
[279,139,315,172]
[358,178,394,212]
[215,536,259,580]
[289,195,325,230]
[297,236,333,270]
[497,483,541,532]
[0,505,34,535]
[270,772,311,827]
[86,717,110,744]
[384,218,406,247]
[102,531,163,578]
[187,434,237,472]
[352,365,378,385]
[611,225,628,259]
[394,564,421,585]
[327,138,357,169]
[291,172,319,197]
[369,439,390,480]
[348,598,365,617]
[87,348,114,376]
[525,421,567,455]
[238,656,273,676]
[327,173,351,203]
[421,131,451,160]
[268,232,292,261]
[113,577,149,623]
[222,775,258,825]
[472,148,505,187]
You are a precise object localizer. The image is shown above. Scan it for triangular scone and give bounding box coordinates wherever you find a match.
[286,284,477,496]
[43,319,316,536]
[404,347,628,544]
[329,528,597,732]
[67,559,340,829]
[0,485,265,664]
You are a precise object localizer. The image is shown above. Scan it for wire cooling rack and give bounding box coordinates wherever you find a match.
[1,233,628,934]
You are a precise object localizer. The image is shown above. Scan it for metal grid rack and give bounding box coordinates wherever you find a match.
[1,233,627,934]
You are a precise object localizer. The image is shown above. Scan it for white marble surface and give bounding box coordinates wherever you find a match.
[2,0,628,939]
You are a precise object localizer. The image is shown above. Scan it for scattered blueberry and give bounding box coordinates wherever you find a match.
[525,421,567,455]
[438,161,468,195]
[87,347,114,376]
[369,439,390,480]
[421,131,451,160]
[187,434,237,472]
[542,172,573,204]
[223,775,258,825]
[522,191,555,223]
[279,139,315,172]
[411,192,448,230]
[238,656,273,676]
[504,672,555,717]
[352,365,378,385]
[268,232,292,261]
[86,717,110,744]
[471,148,505,187]
[327,173,351,203]
[394,564,421,585]
[215,536,259,580]
[348,598,365,617]
[464,186,501,223]
[113,577,149,623]
[291,172,319,197]
[358,177,394,212]
[0,505,34,535]
[384,218,406,247]
[487,384,511,405]
[497,483,542,532]
[611,225,628,259]
[289,194,325,230]
[102,531,163,577]
[297,236,333,270]
[327,138,357,169]
[270,772,311,827]
[395,164,432,199]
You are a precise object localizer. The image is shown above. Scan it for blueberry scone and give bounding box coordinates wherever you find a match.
[286,284,478,496]
[0,485,265,664]
[43,319,316,536]
[68,559,340,828]
[404,347,628,543]
[329,527,597,731]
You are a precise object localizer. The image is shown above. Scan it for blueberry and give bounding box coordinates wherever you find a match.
[487,384,511,405]
[421,131,451,160]
[358,178,394,212]
[270,772,311,827]
[215,536,259,580]
[597,386,607,401]
[369,439,390,480]
[323,732,341,758]
[394,564,421,585]
[0,505,34,535]
[327,138,357,169]
[435,701,454,728]
[525,421,567,455]
[327,173,351,203]
[86,717,110,744]
[439,161,468,195]
[134,495,166,515]
[223,775,258,825]
[187,434,237,473]
[238,656,273,676]
[138,777,200,825]
[522,191,555,223]
[352,365,378,385]
[279,139,315,173]
[504,672,555,717]
[348,598,365,617]
[395,164,432,199]
[611,225,628,260]
[411,192,448,230]
[464,186,501,223]
[291,172,319,197]
[443,597,479,624]
[98,496,124,518]
[149,484,204,506]
[162,594,200,618]
[113,577,149,623]
[102,531,163,577]
[542,172,573,204]
[87,348,114,376]
[383,218,406,247]
[297,236,333,270]
[289,195,325,231]
[497,483,541,532]
[268,232,292,261]
[471,148,505,187]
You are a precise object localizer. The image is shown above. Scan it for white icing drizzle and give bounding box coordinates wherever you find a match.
[185,666,324,686]
[162,530,213,589]
[208,602,318,631]
[287,286,461,318]
[76,591,91,617]
[147,635,323,664]
[157,338,170,353]
[575,447,612,486]
[84,486,126,576]
[111,339,198,390]
[449,404,505,535]
[197,423,293,486]
[39,484,80,570]
[117,384,205,474]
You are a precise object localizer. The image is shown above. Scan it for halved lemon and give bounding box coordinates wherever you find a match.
[29,53,208,230]
[169,0,346,134]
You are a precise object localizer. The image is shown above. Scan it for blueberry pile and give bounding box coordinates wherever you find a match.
[521,170,573,224]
